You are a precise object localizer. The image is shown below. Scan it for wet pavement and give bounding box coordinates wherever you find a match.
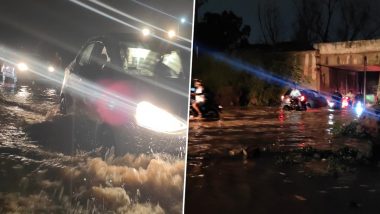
[185,107,380,214]
[0,82,185,213]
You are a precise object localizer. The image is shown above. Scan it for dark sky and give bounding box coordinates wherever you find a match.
[199,0,380,44]
[199,0,295,43]
[0,0,194,63]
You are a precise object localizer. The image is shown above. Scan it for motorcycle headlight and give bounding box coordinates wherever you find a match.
[355,102,364,117]
[135,101,187,134]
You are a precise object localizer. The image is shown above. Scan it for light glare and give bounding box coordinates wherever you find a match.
[135,101,186,133]
[48,66,55,72]
[355,101,364,117]
[17,63,28,71]
[168,30,176,39]
[142,28,151,36]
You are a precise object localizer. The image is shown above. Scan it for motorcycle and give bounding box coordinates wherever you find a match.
[189,87,222,120]
[282,94,307,111]
[341,96,353,109]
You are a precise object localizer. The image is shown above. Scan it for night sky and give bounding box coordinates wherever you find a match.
[199,0,295,43]
[0,0,194,63]
[199,0,380,44]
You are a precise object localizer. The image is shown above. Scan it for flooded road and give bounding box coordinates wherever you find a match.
[0,82,185,214]
[185,108,380,214]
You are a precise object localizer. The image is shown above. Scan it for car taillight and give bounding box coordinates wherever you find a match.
[342,98,348,108]
[300,95,306,102]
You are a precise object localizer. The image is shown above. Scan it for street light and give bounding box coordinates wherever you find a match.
[168,30,176,39]
[178,17,186,35]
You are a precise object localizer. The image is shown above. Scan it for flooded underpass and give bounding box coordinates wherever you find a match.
[185,108,380,214]
[0,83,185,214]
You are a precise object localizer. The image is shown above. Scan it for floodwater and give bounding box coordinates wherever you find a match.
[185,108,380,214]
[0,83,185,214]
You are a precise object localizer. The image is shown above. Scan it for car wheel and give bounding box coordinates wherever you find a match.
[59,95,71,114]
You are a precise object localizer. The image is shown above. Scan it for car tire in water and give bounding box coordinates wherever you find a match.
[59,95,71,114]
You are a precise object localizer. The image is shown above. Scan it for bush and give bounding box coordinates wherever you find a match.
[191,50,302,106]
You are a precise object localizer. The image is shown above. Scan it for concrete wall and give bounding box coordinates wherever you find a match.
[293,39,380,92]
[315,39,380,68]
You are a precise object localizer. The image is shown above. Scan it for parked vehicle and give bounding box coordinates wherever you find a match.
[59,33,189,155]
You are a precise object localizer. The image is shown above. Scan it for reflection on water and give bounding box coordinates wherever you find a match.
[15,86,31,100]
[0,83,185,213]
[188,108,359,158]
[186,107,380,213]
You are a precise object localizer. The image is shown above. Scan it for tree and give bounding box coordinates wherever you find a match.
[293,0,380,45]
[257,0,280,45]
[195,11,251,51]
[195,0,207,24]
[293,0,339,44]
[338,0,380,41]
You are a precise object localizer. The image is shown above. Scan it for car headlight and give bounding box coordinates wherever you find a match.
[17,63,28,71]
[48,65,55,72]
[135,101,187,134]
[328,101,335,108]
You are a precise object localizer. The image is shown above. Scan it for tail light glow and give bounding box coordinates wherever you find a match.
[342,97,349,108]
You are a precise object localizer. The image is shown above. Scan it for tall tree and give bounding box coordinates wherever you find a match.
[293,0,338,44]
[195,11,251,51]
[338,0,380,41]
[257,0,280,45]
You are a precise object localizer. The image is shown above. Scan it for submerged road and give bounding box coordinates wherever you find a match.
[185,107,380,214]
[0,82,185,213]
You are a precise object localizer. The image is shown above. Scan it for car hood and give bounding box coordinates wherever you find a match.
[95,70,189,121]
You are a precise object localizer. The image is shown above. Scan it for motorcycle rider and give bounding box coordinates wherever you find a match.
[345,90,354,106]
[332,89,343,108]
[288,82,301,97]
[191,79,205,119]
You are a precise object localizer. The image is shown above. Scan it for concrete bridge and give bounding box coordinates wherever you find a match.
[297,39,380,103]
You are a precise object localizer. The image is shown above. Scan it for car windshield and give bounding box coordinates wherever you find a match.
[119,42,183,79]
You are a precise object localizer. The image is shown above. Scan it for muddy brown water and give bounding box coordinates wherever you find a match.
[0,83,185,213]
[185,108,380,214]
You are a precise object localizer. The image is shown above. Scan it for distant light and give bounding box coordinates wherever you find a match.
[355,101,364,117]
[168,30,176,39]
[17,63,28,71]
[48,66,55,72]
[142,28,151,36]
[328,101,335,108]
[180,17,186,24]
